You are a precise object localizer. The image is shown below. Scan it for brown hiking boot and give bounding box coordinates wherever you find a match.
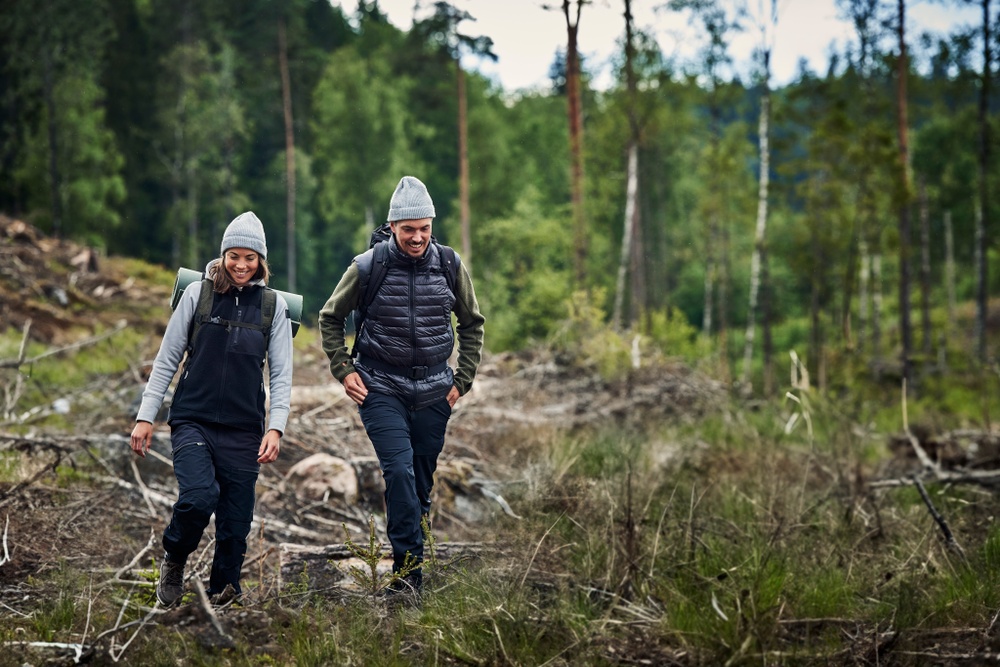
[156,559,185,607]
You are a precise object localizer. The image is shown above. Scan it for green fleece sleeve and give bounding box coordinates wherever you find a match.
[452,259,485,395]
[318,263,361,383]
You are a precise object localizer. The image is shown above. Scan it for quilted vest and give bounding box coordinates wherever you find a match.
[355,242,456,408]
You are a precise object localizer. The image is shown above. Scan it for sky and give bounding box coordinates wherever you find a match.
[329,0,984,91]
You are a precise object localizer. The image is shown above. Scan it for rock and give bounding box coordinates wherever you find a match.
[282,453,359,504]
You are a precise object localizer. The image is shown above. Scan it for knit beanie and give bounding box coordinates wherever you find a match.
[387,176,436,222]
[220,211,267,259]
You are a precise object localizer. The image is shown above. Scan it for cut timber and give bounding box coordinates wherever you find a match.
[278,541,491,592]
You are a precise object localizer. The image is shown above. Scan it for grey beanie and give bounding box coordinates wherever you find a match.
[220,211,267,259]
[387,176,436,222]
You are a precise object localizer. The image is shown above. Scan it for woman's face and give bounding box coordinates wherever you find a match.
[224,248,260,287]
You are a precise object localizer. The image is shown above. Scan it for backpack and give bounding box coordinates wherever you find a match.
[351,222,458,357]
[187,279,278,355]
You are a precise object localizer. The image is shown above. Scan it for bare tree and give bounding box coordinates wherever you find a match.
[740,0,778,393]
[613,0,640,331]
[894,0,913,387]
[561,0,590,287]
[416,3,496,272]
[975,0,991,362]
[918,179,932,359]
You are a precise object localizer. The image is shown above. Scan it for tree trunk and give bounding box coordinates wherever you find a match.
[43,48,62,238]
[187,171,198,268]
[457,59,472,270]
[945,210,956,332]
[873,253,883,368]
[278,17,296,291]
[718,211,731,383]
[702,242,715,336]
[976,0,991,362]
[858,239,870,355]
[895,0,913,386]
[613,0,640,331]
[741,50,772,392]
[613,143,638,331]
[703,85,720,344]
[918,179,932,359]
[563,0,587,288]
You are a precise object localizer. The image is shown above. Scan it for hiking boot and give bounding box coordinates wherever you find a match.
[209,584,240,608]
[380,572,422,607]
[156,559,185,607]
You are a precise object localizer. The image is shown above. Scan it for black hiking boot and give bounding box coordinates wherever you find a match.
[209,584,241,608]
[156,559,185,607]
[380,571,422,608]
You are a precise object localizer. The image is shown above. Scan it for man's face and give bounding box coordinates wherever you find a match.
[391,218,433,258]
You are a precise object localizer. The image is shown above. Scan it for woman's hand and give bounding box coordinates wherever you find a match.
[130,421,153,458]
[258,429,282,464]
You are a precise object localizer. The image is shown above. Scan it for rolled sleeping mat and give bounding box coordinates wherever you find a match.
[170,267,302,337]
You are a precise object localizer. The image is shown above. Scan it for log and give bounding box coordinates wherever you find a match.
[278,541,491,593]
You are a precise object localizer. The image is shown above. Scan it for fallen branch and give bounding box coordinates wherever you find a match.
[902,379,939,473]
[0,514,9,567]
[107,530,157,585]
[192,577,231,644]
[870,469,1000,489]
[0,320,128,369]
[912,474,967,562]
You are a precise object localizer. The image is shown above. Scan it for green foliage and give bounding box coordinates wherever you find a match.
[549,289,636,380]
[15,63,126,243]
[475,190,573,350]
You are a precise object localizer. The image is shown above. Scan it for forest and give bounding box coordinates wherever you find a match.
[2,0,995,392]
[5,1,1000,664]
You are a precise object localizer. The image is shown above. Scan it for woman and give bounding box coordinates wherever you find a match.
[130,211,293,606]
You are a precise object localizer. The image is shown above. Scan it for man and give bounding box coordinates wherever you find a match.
[318,175,485,594]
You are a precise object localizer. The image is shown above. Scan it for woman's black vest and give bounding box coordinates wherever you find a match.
[355,242,456,408]
[169,285,268,432]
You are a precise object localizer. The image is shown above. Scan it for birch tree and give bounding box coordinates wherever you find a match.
[740,0,778,392]
[612,0,641,331]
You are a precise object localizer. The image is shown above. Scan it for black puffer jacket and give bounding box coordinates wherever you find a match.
[355,241,455,409]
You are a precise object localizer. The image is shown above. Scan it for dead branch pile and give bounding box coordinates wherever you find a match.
[0,214,169,345]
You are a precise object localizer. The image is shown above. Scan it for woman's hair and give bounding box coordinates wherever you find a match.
[209,253,271,293]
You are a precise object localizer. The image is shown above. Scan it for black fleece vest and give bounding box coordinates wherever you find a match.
[169,285,268,433]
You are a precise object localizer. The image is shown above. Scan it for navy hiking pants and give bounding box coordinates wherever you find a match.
[163,421,260,595]
[359,393,451,572]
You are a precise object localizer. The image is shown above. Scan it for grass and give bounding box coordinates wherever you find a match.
[4,335,1000,664]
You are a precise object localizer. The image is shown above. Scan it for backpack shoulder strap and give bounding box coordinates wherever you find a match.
[351,241,391,357]
[261,288,277,350]
[436,243,459,295]
[360,241,391,313]
[187,278,215,352]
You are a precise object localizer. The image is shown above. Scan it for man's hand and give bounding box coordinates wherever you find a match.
[130,420,153,458]
[447,385,460,409]
[258,429,282,464]
[343,372,368,405]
